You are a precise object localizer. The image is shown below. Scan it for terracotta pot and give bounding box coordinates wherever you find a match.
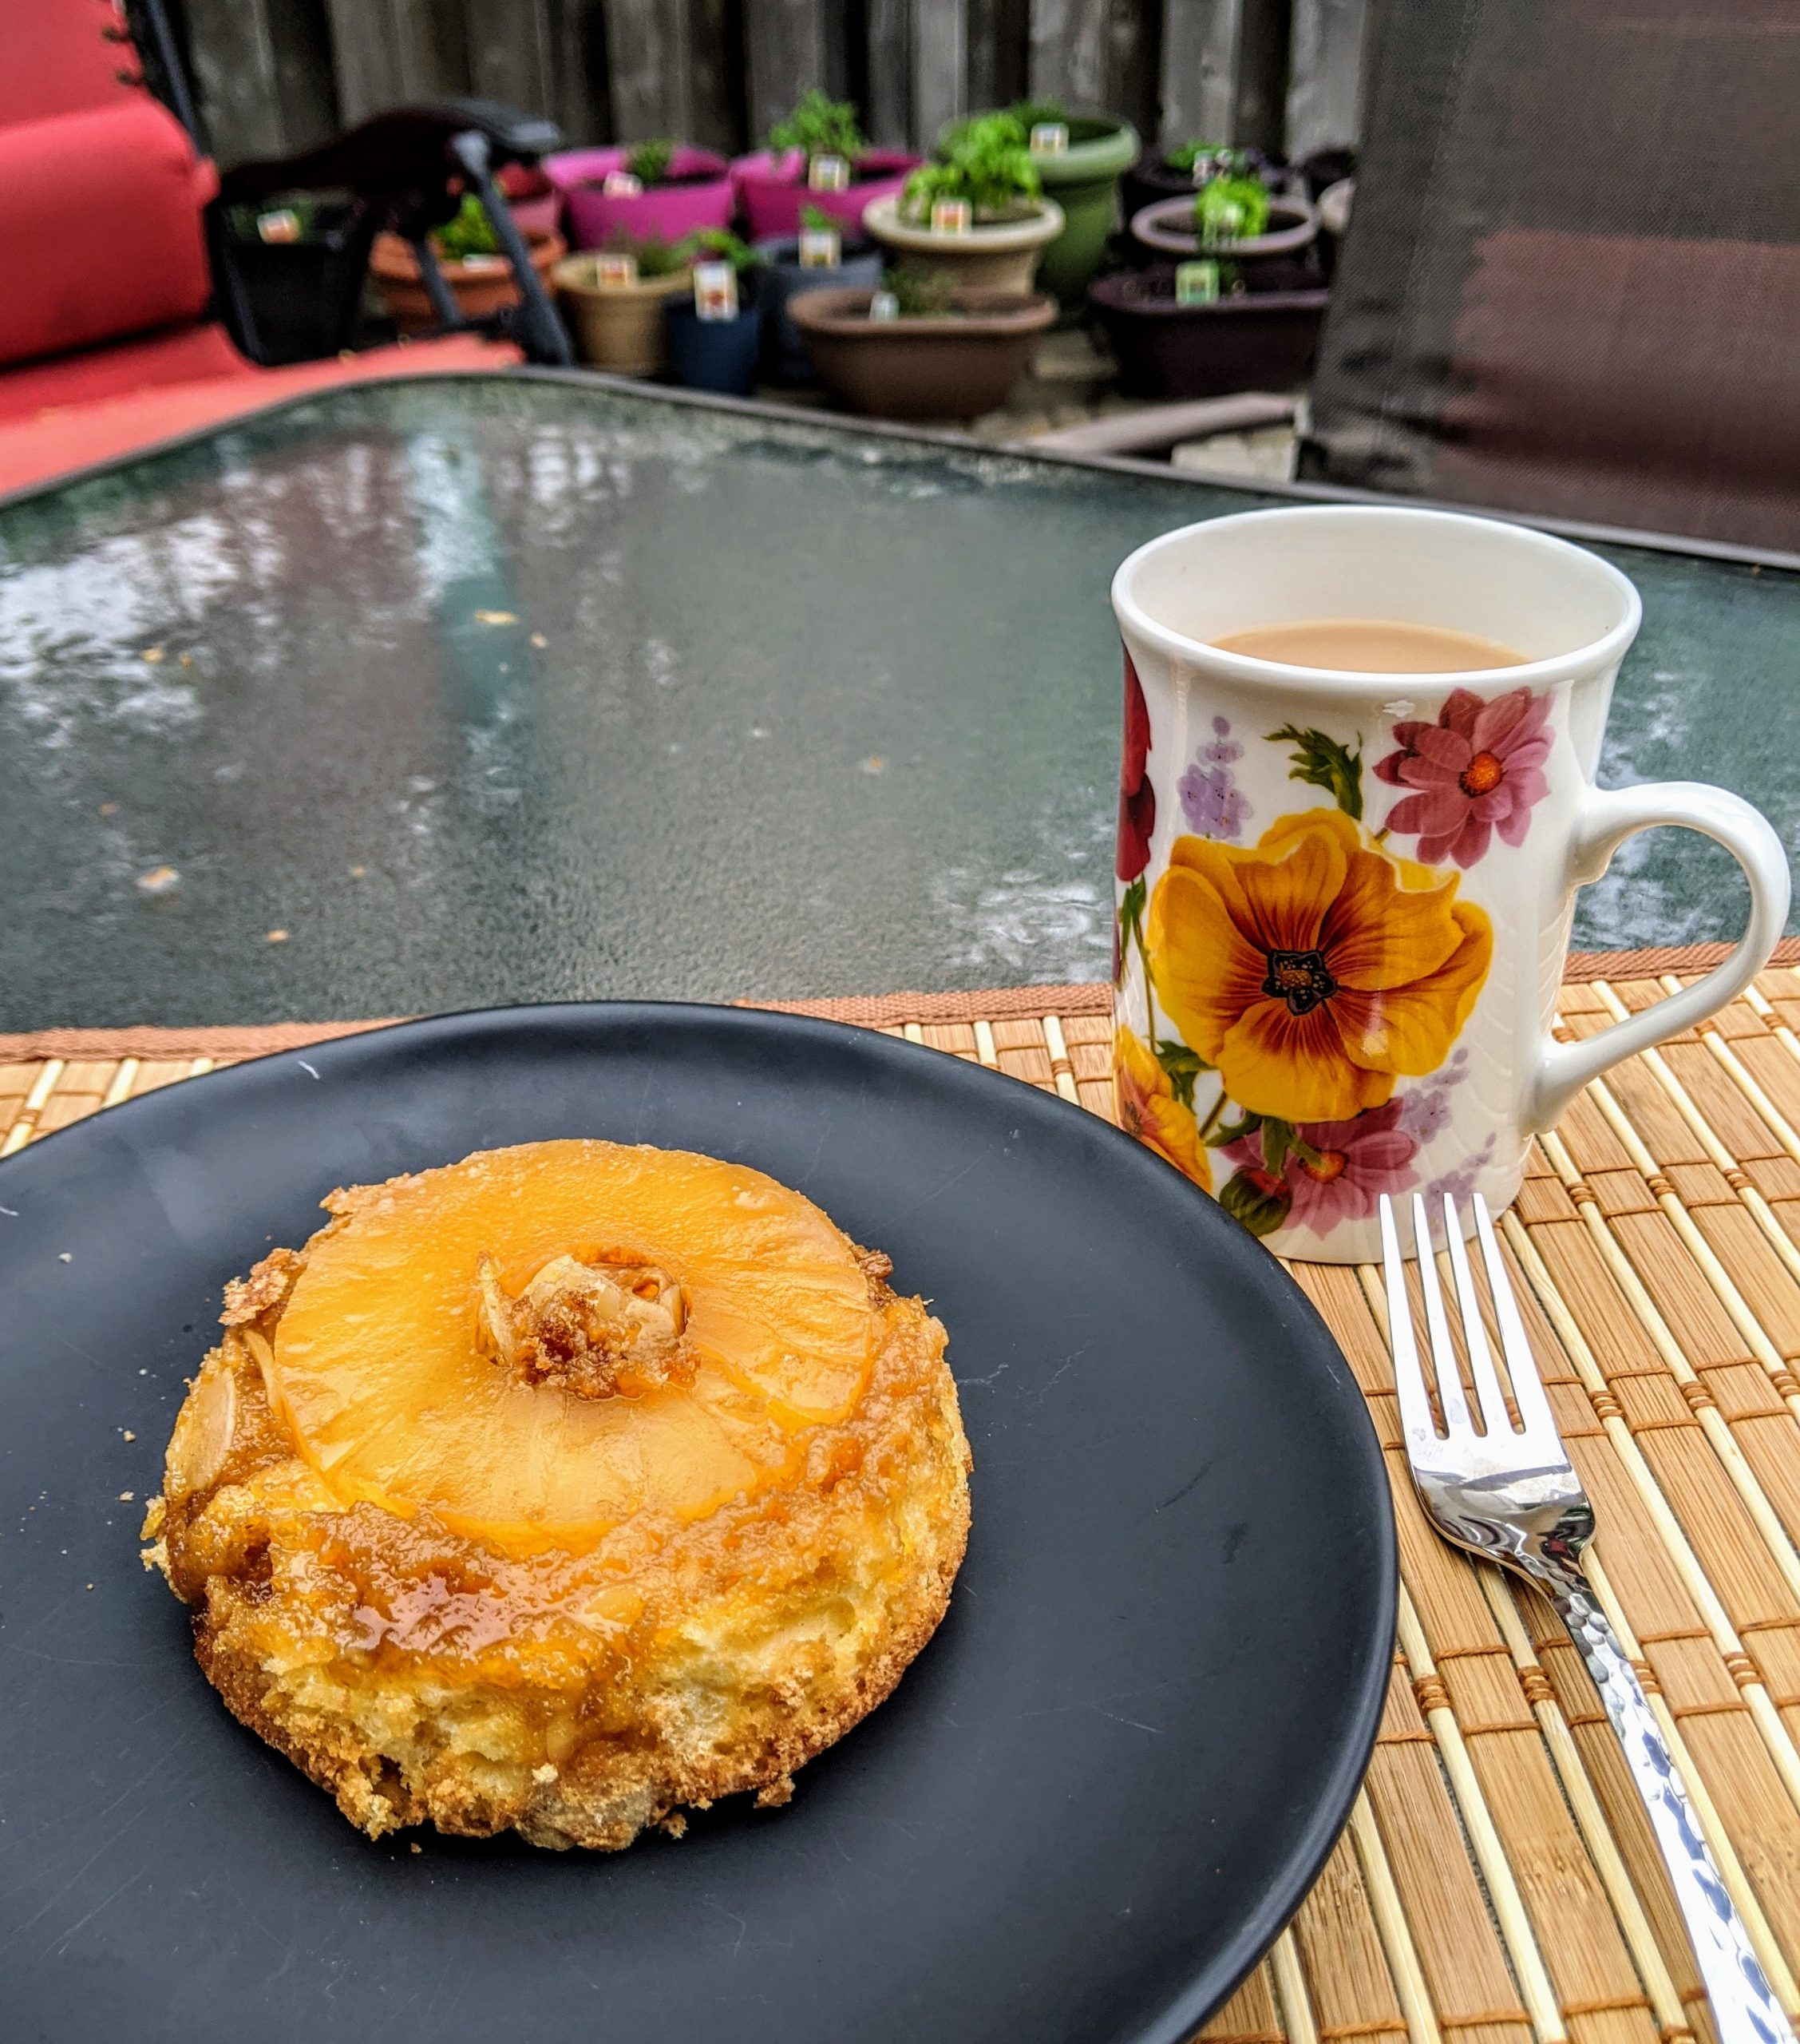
[371,227,566,334]
[860,195,1066,293]
[789,284,1055,420]
[1129,193,1319,272]
[545,146,734,249]
[730,149,920,240]
[552,253,692,373]
[941,111,1137,312]
[495,164,561,238]
[1087,264,1328,400]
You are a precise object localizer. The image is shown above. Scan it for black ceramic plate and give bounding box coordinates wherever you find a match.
[0,1004,1395,2044]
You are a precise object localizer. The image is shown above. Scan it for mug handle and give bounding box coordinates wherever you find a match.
[1529,782,1792,1132]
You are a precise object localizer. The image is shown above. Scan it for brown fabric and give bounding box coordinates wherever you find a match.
[1302,0,1800,552]
[5,942,1798,1060]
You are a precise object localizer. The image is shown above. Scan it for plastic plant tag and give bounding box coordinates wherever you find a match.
[596,252,638,287]
[808,155,851,192]
[257,208,302,245]
[601,171,643,198]
[929,197,973,235]
[1175,259,1221,305]
[1029,122,1070,156]
[693,260,738,321]
[798,226,841,268]
[868,289,900,321]
[459,254,508,273]
[1191,155,1217,187]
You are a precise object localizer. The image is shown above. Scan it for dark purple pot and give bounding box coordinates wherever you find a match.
[1087,265,1328,400]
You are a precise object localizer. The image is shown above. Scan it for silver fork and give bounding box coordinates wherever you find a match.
[1379,1190,1792,2044]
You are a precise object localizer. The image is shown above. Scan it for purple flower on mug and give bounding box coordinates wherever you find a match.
[1422,1132,1498,1207]
[1117,649,1156,883]
[1178,715,1250,842]
[1220,1098,1418,1238]
[1374,687,1553,867]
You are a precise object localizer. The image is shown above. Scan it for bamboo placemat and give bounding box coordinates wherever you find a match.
[9,946,1800,2044]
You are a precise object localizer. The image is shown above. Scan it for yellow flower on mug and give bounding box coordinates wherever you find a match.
[1113,1026,1212,1191]
[1146,808,1492,1123]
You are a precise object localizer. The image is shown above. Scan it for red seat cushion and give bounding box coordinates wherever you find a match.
[0,332,524,496]
[0,0,145,124]
[1,97,216,369]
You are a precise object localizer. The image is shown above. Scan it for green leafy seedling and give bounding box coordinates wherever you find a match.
[769,89,866,168]
[625,138,677,188]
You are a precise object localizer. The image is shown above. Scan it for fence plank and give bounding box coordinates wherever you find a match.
[1027,0,1109,106]
[464,0,555,117]
[323,0,469,125]
[867,0,914,145]
[743,0,825,141]
[967,0,1031,108]
[683,0,742,151]
[914,0,968,142]
[603,0,693,135]
[1285,0,1367,156]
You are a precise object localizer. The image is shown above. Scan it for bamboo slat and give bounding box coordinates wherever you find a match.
[10,959,1800,2043]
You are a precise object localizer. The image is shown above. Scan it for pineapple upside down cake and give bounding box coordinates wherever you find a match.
[143,1140,972,1851]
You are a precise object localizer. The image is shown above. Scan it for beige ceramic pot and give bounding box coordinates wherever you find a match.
[860,196,1065,292]
[552,255,693,374]
[371,228,565,334]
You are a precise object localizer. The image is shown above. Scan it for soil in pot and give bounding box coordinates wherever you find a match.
[789,283,1054,421]
[730,149,921,240]
[546,145,735,248]
[371,225,566,334]
[753,234,886,385]
[1087,263,1327,400]
[552,252,693,374]
[944,111,1137,314]
[666,301,764,396]
[860,194,1066,294]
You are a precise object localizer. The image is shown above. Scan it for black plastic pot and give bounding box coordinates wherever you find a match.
[224,199,374,365]
[1087,264,1328,400]
[665,302,765,396]
[1119,149,1291,231]
[752,235,886,385]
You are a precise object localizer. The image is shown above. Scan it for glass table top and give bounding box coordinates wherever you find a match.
[2,374,1794,1028]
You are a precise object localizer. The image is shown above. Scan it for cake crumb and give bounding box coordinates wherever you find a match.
[532,1762,559,1784]
[118,1491,135,1503]
[122,1429,136,1442]
[409,1842,423,1854]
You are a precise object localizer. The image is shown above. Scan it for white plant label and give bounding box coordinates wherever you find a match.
[868,289,900,320]
[693,261,738,321]
[257,208,301,244]
[1029,122,1070,155]
[596,252,638,287]
[798,227,841,268]
[601,171,643,197]
[929,198,972,235]
[808,155,851,192]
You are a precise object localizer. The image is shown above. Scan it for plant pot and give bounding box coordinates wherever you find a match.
[224,198,371,365]
[495,163,561,238]
[545,145,735,250]
[1315,179,1354,283]
[789,284,1055,420]
[552,254,692,373]
[370,227,567,334]
[1087,263,1328,400]
[942,111,1137,314]
[1119,149,1284,230]
[730,149,920,241]
[665,301,764,395]
[752,234,887,385]
[860,195,1066,293]
[1129,193,1319,281]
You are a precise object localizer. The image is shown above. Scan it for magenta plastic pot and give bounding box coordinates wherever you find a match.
[729,148,920,241]
[495,163,561,238]
[546,146,734,250]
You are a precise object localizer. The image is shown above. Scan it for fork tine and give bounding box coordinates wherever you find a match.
[1410,1194,1475,1434]
[1379,1195,1439,1456]
[1472,1194,1561,1444]
[1442,1194,1514,1436]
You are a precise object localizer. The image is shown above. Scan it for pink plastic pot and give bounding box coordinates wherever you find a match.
[546,146,734,250]
[495,163,561,238]
[729,148,920,241]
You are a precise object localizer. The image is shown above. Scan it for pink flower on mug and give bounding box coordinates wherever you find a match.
[1117,649,1157,883]
[1221,1098,1418,1238]
[1374,687,1553,867]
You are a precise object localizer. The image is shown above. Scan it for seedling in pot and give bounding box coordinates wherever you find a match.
[1167,140,1261,186]
[904,111,1043,224]
[878,267,959,318]
[798,204,842,269]
[625,138,676,188]
[432,195,502,263]
[769,89,867,177]
[1194,173,1271,248]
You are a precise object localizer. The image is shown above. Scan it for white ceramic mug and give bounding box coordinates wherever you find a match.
[1110,505,1790,1264]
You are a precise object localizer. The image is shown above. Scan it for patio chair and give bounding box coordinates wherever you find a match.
[2,0,570,497]
[1299,0,1800,553]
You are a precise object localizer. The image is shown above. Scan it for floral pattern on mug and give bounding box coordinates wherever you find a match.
[1178,716,1250,842]
[1219,1095,1418,1238]
[1116,649,1156,884]
[1145,807,1493,1124]
[1374,687,1552,867]
[1112,1024,1211,1190]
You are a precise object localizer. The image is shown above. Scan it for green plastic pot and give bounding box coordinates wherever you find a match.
[937,111,1138,313]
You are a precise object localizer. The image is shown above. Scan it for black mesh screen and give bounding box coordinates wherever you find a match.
[1300,0,1800,552]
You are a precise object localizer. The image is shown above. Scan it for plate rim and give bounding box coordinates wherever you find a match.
[0,998,1398,2044]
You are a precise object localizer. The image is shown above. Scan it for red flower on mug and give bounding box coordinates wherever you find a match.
[1220,1096,1418,1238]
[1117,649,1156,882]
[1373,687,1552,867]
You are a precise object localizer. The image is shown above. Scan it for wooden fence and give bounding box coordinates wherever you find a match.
[164,0,1368,177]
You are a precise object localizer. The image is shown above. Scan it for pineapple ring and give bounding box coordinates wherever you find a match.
[267,1142,878,1554]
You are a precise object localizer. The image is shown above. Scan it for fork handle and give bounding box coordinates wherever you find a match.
[1545,1569,1792,2044]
